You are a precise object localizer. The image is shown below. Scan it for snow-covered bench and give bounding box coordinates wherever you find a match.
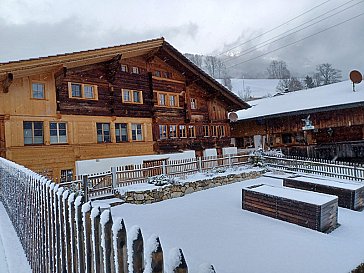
[242,184,338,233]
[283,176,364,211]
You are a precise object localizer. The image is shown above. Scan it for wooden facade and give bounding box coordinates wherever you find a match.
[231,103,364,161]
[0,38,248,181]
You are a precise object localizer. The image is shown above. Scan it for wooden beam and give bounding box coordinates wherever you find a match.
[2,73,13,93]
[105,54,122,83]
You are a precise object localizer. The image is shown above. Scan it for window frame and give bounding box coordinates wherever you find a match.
[159,125,168,139]
[188,125,196,138]
[132,66,140,74]
[23,121,44,145]
[156,91,180,108]
[179,125,187,138]
[131,123,143,141]
[203,125,210,137]
[122,89,143,104]
[68,82,98,100]
[60,169,73,183]
[190,98,197,110]
[50,122,68,144]
[31,82,46,99]
[115,123,128,143]
[211,125,218,137]
[121,64,128,72]
[96,123,111,143]
[219,125,226,137]
[169,125,177,138]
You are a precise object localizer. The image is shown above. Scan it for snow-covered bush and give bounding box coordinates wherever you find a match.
[205,166,228,177]
[147,174,179,186]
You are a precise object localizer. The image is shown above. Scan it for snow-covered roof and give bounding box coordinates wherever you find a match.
[236,80,364,120]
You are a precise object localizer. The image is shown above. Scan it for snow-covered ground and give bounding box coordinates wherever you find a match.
[0,202,31,273]
[217,78,280,100]
[112,174,364,273]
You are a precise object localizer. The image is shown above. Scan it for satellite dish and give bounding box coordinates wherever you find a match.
[228,112,238,122]
[350,70,362,84]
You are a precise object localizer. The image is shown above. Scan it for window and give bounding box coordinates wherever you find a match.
[121,65,128,72]
[190,98,197,109]
[211,125,218,137]
[83,85,95,99]
[169,95,177,107]
[31,83,45,99]
[115,123,128,142]
[169,125,177,138]
[219,125,225,137]
[159,93,167,106]
[23,121,43,145]
[179,125,187,138]
[97,123,111,143]
[133,91,142,103]
[282,133,292,144]
[154,71,161,77]
[132,67,139,74]
[131,124,143,141]
[50,122,67,144]
[69,82,98,99]
[122,89,142,104]
[163,71,171,78]
[159,125,168,139]
[71,83,82,97]
[60,169,73,183]
[203,125,210,137]
[188,125,196,138]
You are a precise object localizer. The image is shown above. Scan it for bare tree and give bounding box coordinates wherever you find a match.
[184,53,203,69]
[315,63,342,86]
[204,56,218,78]
[304,75,315,89]
[276,77,303,92]
[267,60,291,79]
[215,58,226,78]
[222,73,232,90]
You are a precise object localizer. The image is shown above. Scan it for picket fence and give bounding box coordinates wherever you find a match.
[0,157,214,273]
[263,155,364,181]
[69,154,251,199]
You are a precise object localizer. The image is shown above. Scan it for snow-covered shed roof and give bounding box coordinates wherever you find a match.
[236,80,364,121]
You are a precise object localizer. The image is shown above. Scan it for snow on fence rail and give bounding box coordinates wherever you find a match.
[0,157,214,273]
[70,154,251,199]
[264,155,364,181]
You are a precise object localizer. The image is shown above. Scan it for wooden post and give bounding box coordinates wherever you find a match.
[82,202,93,273]
[172,249,188,273]
[62,190,71,273]
[111,167,117,189]
[100,210,113,273]
[112,219,128,273]
[83,175,89,202]
[162,161,167,175]
[75,196,85,273]
[91,207,101,273]
[56,187,65,273]
[151,237,163,273]
[131,227,144,273]
[68,193,77,273]
[198,157,202,172]
[228,154,232,168]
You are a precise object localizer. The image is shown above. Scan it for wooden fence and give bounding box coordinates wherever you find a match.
[0,157,215,273]
[264,155,364,181]
[65,154,250,199]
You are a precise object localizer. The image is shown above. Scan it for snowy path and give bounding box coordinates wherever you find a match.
[0,201,31,273]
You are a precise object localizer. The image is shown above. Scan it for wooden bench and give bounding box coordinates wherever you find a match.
[283,176,364,211]
[242,184,338,233]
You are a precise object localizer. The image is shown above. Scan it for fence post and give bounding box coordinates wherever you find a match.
[171,248,188,273]
[228,154,232,168]
[198,157,202,172]
[131,227,144,273]
[151,237,163,273]
[111,167,117,188]
[91,207,101,273]
[100,210,113,273]
[83,175,89,202]
[112,219,128,273]
[162,161,167,175]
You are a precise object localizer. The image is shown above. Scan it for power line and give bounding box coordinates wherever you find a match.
[222,0,363,64]
[215,0,332,57]
[226,11,364,69]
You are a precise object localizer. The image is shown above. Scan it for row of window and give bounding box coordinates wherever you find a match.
[23,121,144,145]
[158,124,226,139]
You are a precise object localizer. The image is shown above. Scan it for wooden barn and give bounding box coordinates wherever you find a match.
[231,80,364,162]
[0,38,248,181]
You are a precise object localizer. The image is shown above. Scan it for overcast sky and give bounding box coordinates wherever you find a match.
[1,0,363,77]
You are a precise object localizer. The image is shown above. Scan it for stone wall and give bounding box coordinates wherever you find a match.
[118,170,264,204]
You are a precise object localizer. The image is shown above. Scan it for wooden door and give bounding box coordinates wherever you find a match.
[0,116,5,158]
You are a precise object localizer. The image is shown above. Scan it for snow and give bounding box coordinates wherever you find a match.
[167,248,183,272]
[127,225,141,273]
[144,234,160,273]
[217,78,280,99]
[246,184,337,205]
[0,202,31,273]
[236,80,364,120]
[111,175,364,273]
[288,176,364,190]
[74,195,83,208]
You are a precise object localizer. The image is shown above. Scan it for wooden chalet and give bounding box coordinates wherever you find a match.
[0,38,248,181]
[231,80,364,162]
